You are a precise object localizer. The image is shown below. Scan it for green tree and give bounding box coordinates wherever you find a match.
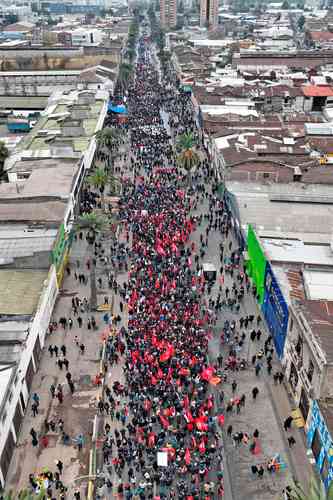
[3,487,46,499]
[87,167,108,202]
[76,213,110,310]
[289,476,333,500]
[0,140,9,180]
[95,127,123,152]
[176,132,200,185]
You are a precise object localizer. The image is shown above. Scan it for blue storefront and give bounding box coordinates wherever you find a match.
[307,400,333,489]
[262,262,289,359]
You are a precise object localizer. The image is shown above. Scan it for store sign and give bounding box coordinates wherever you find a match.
[262,262,289,358]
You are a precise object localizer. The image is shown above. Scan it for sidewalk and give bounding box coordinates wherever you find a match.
[190,191,313,499]
[5,238,108,497]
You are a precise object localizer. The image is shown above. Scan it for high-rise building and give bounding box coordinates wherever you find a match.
[200,0,218,30]
[160,0,177,29]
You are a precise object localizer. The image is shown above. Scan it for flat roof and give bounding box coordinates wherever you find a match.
[0,227,57,265]
[0,200,66,223]
[228,181,333,239]
[303,269,333,301]
[262,239,333,266]
[0,96,48,110]
[0,270,47,315]
[0,164,78,198]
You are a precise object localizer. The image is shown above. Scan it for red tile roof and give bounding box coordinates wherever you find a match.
[302,85,333,97]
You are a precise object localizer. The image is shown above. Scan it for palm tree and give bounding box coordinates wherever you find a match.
[95,127,123,152]
[0,140,9,179]
[176,132,200,185]
[76,212,110,310]
[87,167,108,205]
[3,488,46,499]
[289,476,333,500]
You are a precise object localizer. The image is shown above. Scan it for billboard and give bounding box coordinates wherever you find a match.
[262,262,289,359]
[246,224,266,304]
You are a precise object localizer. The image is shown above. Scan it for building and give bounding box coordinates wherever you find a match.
[0,268,59,487]
[200,0,219,30]
[160,0,177,29]
[307,400,333,489]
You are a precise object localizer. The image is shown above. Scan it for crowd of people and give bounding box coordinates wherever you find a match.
[96,35,229,500]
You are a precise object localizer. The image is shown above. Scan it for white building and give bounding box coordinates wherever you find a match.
[0,268,58,486]
[71,28,104,46]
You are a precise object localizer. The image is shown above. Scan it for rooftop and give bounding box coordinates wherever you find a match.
[227,181,333,242]
[0,227,57,265]
[0,200,67,224]
[0,163,79,199]
[0,270,48,315]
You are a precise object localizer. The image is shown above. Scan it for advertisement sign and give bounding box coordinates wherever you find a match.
[262,262,289,359]
[307,400,333,489]
[51,224,66,271]
[246,225,267,304]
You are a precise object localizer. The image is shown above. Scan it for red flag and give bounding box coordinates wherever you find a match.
[218,414,225,426]
[148,432,156,448]
[159,415,169,429]
[185,448,191,465]
[199,439,206,454]
[201,366,214,382]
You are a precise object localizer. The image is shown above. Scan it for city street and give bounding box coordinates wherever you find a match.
[4,27,314,500]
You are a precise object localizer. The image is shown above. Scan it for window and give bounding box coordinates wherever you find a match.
[308,360,314,383]
[1,411,7,424]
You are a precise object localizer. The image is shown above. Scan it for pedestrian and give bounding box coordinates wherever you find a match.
[69,381,75,394]
[288,436,296,447]
[80,343,85,355]
[31,403,38,417]
[252,387,259,400]
[77,317,83,328]
[50,384,56,398]
[284,416,293,431]
[56,460,64,475]
[30,428,37,440]
[231,380,237,394]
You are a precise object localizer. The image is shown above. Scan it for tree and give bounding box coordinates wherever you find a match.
[95,127,123,152]
[4,487,46,499]
[282,0,289,8]
[0,141,9,180]
[87,167,108,194]
[176,132,200,185]
[289,476,333,500]
[76,213,110,309]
